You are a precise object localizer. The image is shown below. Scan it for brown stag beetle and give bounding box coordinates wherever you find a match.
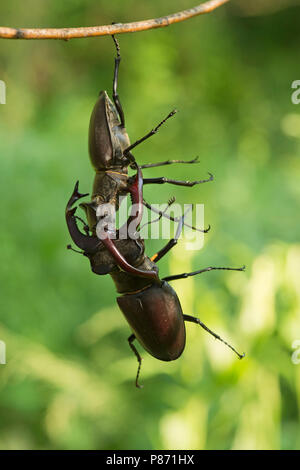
[65,36,245,388]
[66,172,245,388]
[79,35,213,238]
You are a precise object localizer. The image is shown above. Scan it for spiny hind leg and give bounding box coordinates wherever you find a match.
[183,314,245,359]
[143,172,213,187]
[163,265,246,282]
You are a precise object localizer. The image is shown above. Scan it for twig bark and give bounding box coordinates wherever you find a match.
[0,0,229,40]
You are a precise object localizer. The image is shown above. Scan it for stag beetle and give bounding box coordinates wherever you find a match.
[66,173,245,388]
[78,36,213,237]
[66,36,245,387]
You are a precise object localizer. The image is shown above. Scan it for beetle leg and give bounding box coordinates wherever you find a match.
[128,153,199,173]
[123,109,177,155]
[112,35,125,127]
[150,206,186,263]
[143,172,213,187]
[140,197,175,231]
[151,240,178,264]
[140,156,200,169]
[128,334,143,389]
[143,198,210,233]
[163,265,246,282]
[183,314,245,360]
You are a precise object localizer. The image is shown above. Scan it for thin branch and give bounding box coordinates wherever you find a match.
[0,0,230,40]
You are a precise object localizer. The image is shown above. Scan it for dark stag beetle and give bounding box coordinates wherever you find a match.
[79,35,213,235]
[65,36,245,388]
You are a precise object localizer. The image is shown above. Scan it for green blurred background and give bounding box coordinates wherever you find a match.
[0,0,300,450]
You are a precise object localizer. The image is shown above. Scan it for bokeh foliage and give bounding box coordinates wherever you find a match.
[0,0,300,450]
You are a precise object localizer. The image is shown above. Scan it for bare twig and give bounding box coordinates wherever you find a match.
[0,0,230,40]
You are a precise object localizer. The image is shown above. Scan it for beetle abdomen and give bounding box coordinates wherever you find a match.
[89,91,114,169]
[89,91,130,171]
[117,282,186,361]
